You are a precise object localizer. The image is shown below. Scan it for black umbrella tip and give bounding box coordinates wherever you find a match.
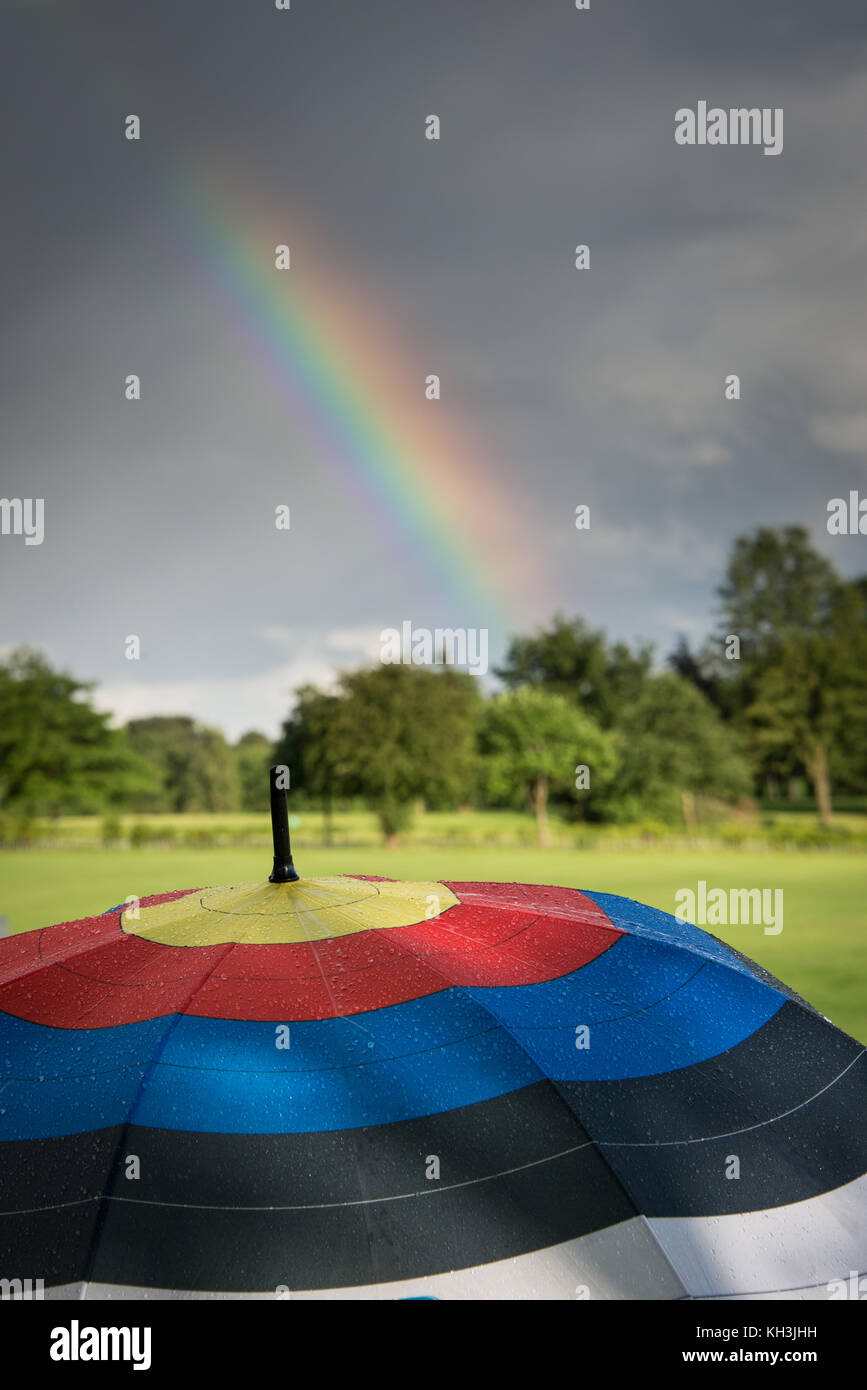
[268,764,300,883]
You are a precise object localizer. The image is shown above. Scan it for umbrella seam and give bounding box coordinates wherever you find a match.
[77,937,240,1289]
[593,1047,866,1147]
[2,1138,596,1215]
[316,898,648,1238]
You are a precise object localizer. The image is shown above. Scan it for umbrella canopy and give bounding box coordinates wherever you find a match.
[1,784,864,1298]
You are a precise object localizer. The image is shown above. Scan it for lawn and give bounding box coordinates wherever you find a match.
[2,840,865,1042]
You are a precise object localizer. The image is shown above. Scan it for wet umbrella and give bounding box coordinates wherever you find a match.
[1,770,864,1300]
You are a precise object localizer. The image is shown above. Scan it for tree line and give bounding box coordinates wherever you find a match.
[2,525,865,842]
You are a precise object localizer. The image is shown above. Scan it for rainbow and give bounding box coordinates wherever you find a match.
[163,167,542,626]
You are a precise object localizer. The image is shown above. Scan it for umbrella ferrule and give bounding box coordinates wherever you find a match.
[268,764,299,883]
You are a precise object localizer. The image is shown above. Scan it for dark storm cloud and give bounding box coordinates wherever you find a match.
[1,0,866,735]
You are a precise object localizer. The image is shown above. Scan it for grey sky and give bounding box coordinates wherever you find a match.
[2,0,866,737]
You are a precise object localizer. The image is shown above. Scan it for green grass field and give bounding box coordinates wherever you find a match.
[2,838,865,1042]
[22,805,867,850]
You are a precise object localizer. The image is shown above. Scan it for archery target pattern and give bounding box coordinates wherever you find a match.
[0,879,865,1298]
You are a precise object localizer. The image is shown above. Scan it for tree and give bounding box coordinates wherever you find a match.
[610,674,752,825]
[234,731,274,812]
[275,687,350,843]
[667,635,733,717]
[740,582,867,822]
[716,526,867,821]
[277,665,482,845]
[479,687,616,845]
[829,578,867,795]
[125,717,239,812]
[0,648,149,815]
[719,526,838,651]
[496,614,652,728]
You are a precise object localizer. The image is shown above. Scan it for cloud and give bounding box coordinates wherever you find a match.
[95,627,386,740]
[809,413,867,457]
[4,0,867,705]
[260,625,384,658]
